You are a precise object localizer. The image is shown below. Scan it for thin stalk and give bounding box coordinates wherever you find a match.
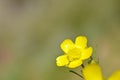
[69,70,84,79]
[81,64,84,68]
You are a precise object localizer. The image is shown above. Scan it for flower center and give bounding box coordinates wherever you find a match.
[67,47,81,61]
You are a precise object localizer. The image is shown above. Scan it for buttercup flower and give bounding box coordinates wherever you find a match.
[56,36,93,68]
[82,63,120,80]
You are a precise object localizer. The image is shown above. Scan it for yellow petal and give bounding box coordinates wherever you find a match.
[81,47,93,60]
[56,55,69,66]
[108,70,120,80]
[68,59,82,68]
[82,64,103,80]
[60,39,74,53]
[75,36,87,49]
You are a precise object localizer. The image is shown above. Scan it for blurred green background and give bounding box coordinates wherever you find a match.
[0,0,120,80]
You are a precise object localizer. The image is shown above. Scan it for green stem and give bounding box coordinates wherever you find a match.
[81,64,84,68]
[69,70,84,79]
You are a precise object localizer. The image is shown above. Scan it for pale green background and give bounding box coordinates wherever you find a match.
[0,0,120,80]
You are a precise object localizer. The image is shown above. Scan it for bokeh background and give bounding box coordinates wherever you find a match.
[0,0,120,80]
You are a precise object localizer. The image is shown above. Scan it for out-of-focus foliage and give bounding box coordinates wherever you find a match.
[0,0,120,80]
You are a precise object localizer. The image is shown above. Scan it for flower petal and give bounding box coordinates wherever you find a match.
[56,55,69,66]
[81,47,93,60]
[67,59,82,68]
[75,36,87,49]
[60,39,74,53]
[82,64,103,80]
[108,70,120,80]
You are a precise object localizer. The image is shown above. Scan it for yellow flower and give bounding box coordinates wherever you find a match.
[108,70,120,80]
[82,63,103,80]
[82,63,120,80]
[56,36,93,68]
